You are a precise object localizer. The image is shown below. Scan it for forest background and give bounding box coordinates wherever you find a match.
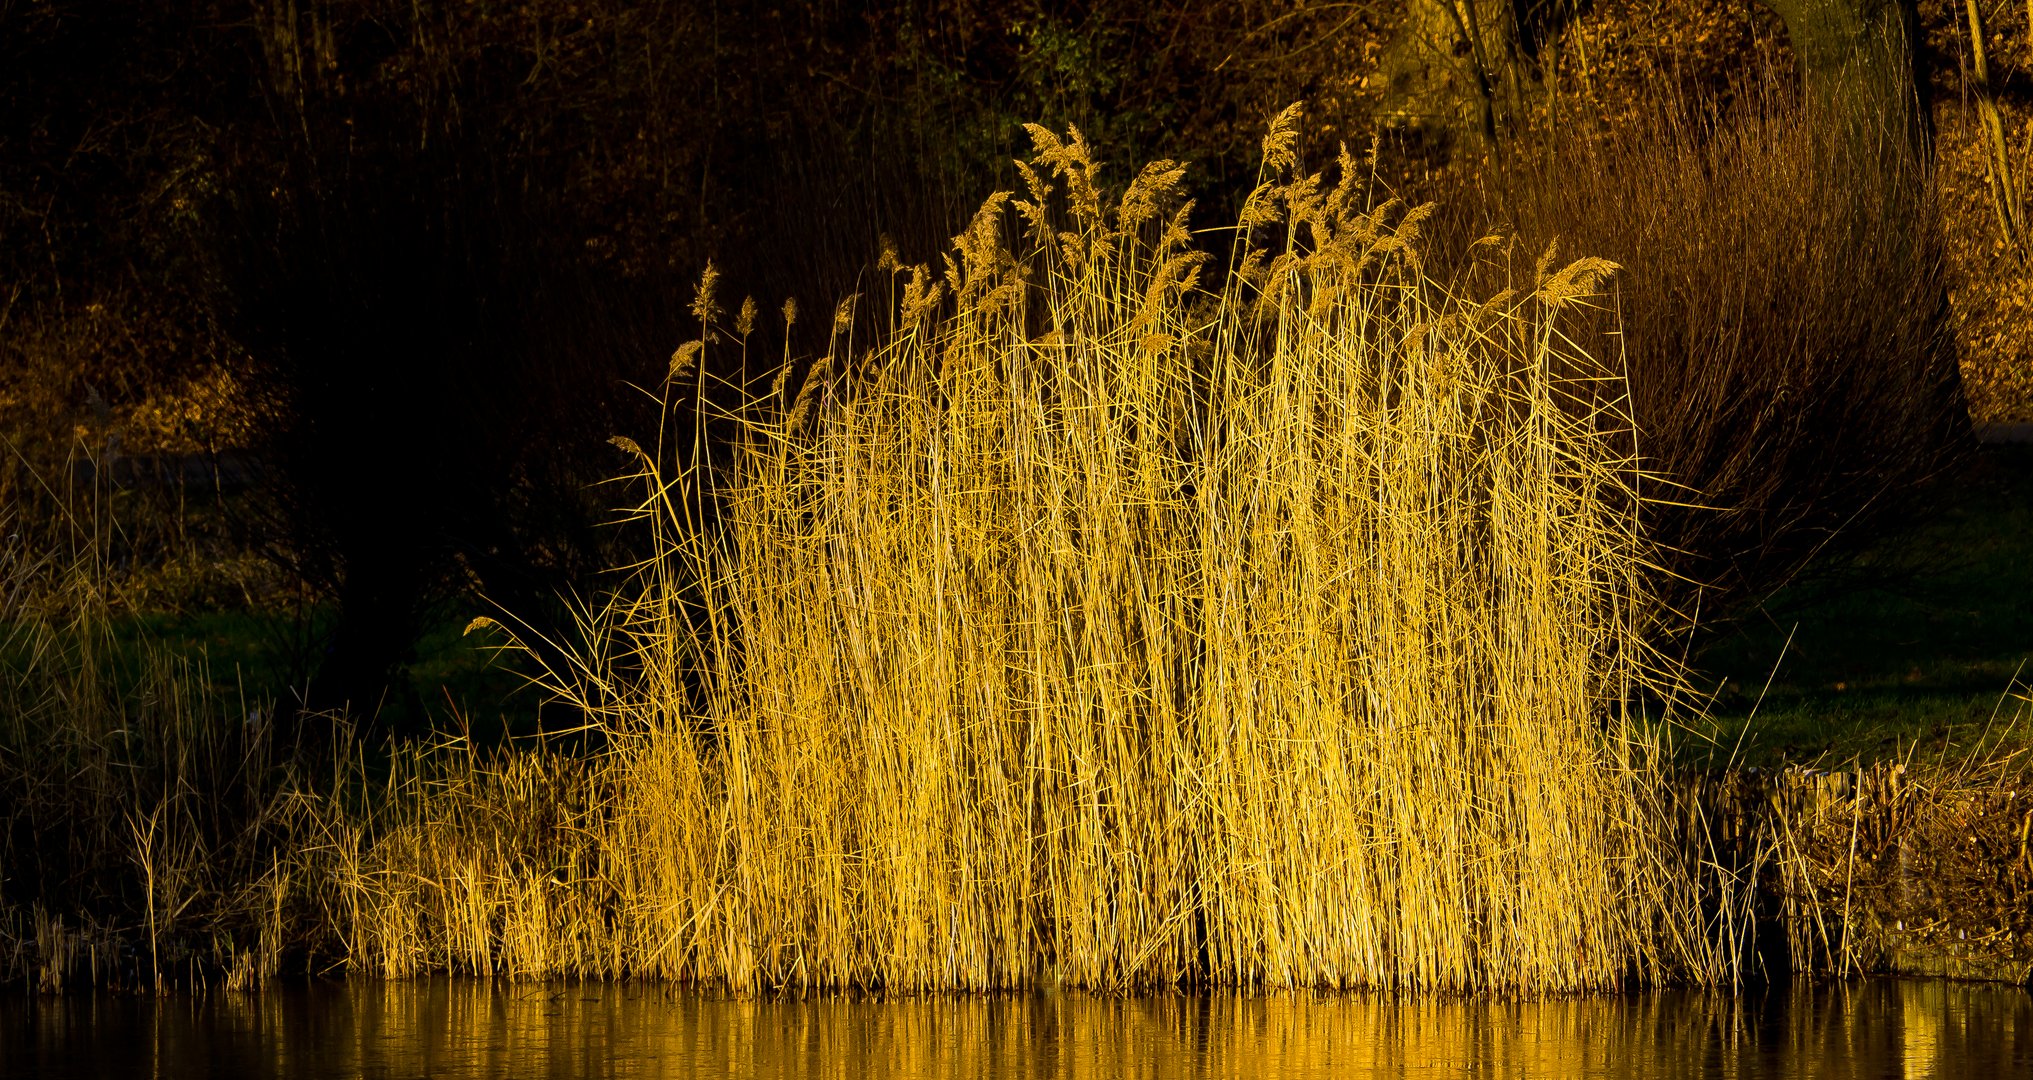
[3,0,2029,723]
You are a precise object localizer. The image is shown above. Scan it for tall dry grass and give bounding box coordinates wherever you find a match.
[347,115,1707,994]
[6,116,1736,995]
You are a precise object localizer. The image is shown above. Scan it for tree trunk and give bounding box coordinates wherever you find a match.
[1760,0,1928,160]
[1371,0,1524,150]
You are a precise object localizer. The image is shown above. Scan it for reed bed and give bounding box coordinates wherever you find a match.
[10,118,1709,993]
[352,115,1692,994]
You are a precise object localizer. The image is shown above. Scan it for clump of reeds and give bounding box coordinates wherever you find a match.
[393,112,1698,993]
[327,740,627,979]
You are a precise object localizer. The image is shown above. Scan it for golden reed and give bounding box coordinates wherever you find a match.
[339,113,1718,992]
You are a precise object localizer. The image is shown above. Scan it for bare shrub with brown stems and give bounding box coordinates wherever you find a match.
[1473,79,1971,618]
[328,115,1733,994]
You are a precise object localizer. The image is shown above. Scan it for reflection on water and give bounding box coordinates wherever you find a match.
[5,979,2029,1078]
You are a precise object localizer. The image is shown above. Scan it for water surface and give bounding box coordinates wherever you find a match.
[6,978,2029,1078]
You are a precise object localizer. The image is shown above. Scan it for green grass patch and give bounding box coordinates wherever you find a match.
[1686,444,2033,766]
[87,605,539,739]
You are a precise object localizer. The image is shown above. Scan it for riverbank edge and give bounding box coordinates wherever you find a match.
[1698,761,2033,985]
[8,760,2031,992]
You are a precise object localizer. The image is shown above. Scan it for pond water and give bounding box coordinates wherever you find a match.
[5,978,2030,1078]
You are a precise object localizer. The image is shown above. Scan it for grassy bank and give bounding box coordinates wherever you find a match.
[4,102,2016,993]
[1690,444,2033,766]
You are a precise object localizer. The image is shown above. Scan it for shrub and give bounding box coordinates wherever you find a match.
[1475,80,1971,616]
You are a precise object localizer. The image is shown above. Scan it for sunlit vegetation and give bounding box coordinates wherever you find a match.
[6,121,1717,992]
[3,0,2031,994]
[321,121,1721,992]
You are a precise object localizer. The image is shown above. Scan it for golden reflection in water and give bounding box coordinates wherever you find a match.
[1901,979,1940,1079]
[6,980,2030,1078]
